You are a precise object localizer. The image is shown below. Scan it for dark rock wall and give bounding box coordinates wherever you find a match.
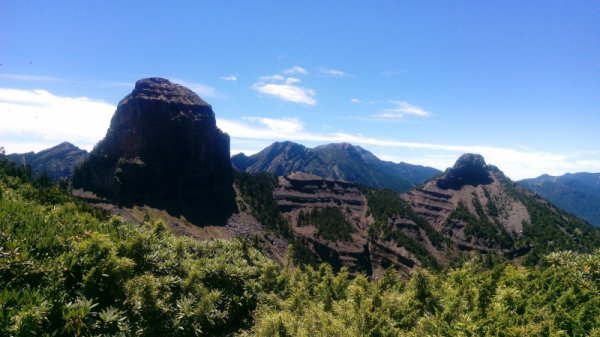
[74,78,235,225]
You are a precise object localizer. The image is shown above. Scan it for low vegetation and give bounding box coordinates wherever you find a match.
[1,156,599,336]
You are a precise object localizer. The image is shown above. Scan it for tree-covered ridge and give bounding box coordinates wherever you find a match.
[500,176,600,265]
[298,207,354,241]
[365,189,444,268]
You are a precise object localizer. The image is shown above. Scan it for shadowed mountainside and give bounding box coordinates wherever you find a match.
[6,142,88,180]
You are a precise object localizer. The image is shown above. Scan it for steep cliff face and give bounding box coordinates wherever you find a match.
[73,78,235,225]
[273,172,372,274]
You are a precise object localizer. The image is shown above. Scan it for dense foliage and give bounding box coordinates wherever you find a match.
[1,157,599,336]
[298,207,354,241]
[1,160,282,336]
[247,251,600,337]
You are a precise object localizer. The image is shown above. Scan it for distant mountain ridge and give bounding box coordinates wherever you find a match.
[519,172,600,227]
[6,142,88,180]
[232,141,441,192]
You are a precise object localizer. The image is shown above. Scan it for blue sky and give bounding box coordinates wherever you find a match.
[1,1,599,179]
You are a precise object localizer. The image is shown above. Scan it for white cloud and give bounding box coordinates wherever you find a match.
[283,66,307,75]
[375,101,430,119]
[351,98,362,104]
[0,88,115,153]
[320,68,350,77]
[217,116,600,180]
[252,75,316,105]
[221,75,237,81]
[253,83,316,105]
[259,75,285,82]
[244,117,304,133]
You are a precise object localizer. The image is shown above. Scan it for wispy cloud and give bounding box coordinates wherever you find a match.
[320,68,350,77]
[252,74,316,105]
[0,73,63,82]
[169,78,222,99]
[0,88,115,152]
[283,66,307,75]
[221,75,237,81]
[217,116,600,180]
[350,100,431,121]
[374,101,430,119]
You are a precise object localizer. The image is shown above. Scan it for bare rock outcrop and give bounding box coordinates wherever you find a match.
[73,78,236,225]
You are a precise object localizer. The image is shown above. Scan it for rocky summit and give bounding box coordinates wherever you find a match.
[436,153,493,190]
[73,77,235,225]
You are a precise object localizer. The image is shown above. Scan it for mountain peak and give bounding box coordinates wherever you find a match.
[232,141,441,192]
[120,77,210,106]
[453,153,487,170]
[436,153,493,190]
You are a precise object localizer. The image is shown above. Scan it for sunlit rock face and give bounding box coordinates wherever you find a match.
[74,77,236,225]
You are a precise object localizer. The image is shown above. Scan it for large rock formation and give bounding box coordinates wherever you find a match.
[73,77,236,225]
[436,153,493,190]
